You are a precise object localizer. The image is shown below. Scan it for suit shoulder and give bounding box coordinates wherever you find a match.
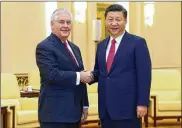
[36,37,53,52]
[37,37,51,48]
[129,34,149,50]
[97,37,109,46]
[130,34,146,42]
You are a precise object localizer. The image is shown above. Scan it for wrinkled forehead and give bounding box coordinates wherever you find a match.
[54,12,72,21]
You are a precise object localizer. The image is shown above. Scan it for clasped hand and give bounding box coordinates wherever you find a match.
[80,71,93,83]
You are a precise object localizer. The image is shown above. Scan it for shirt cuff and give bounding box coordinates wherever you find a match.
[83,106,89,108]
[76,72,80,85]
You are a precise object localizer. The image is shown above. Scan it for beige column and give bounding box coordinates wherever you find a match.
[142,2,181,68]
[1,2,46,73]
[129,2,181,68]
[129,2,144,36]
[87,2,97,70]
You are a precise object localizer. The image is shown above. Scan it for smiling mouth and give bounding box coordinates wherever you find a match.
[111,28,118,31]
[61,30,69,32]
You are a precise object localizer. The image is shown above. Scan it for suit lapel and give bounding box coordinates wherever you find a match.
[68,41,82,69]
[49,33,79,70]
[109,31,131,74]
[102,37,110,74]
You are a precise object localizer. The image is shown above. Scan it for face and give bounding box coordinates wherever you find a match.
[105,11,127,38]
[51,12,72,41]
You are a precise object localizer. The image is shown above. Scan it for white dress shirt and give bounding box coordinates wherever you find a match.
[63,40,80,86]
[63,41,88,108]
[106,31,125,61]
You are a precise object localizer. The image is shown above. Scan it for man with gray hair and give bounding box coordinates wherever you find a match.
[36,8,92,128]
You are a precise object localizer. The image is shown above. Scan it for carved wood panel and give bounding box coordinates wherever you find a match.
[14,73,28,90]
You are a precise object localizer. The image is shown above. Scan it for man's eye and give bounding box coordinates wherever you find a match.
[67,21,71,24]
[59,21,65,24]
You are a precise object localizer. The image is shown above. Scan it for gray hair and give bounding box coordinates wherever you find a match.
[51,8,72,21]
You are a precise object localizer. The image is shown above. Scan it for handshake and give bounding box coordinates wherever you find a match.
[80,71,94,84]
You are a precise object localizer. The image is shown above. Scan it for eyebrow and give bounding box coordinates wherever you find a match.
[58,20,71,21]
[107,17,122,19]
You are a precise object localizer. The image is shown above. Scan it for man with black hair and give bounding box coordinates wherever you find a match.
[88,4,152,128]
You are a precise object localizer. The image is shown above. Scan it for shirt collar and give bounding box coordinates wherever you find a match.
[110,31,125,44]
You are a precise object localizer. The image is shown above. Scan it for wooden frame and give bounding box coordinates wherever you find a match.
[1,106,8,128]
[20,91,40,98]
[1,106,15,128]
[10,106,15,128]
[144,95,181,127]
[81,120,100,128]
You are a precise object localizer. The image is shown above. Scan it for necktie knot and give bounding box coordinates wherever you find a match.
[112,39,116,44]
[63,41,68,47]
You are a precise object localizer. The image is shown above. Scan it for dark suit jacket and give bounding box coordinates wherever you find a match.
[36,33,88,123]
[92,31,151,120]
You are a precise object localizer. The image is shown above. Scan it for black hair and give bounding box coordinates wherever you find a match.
[105,4,127,19]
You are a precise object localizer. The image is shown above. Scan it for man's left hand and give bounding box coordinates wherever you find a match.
[137,106,147,118]
[81,108,88,123]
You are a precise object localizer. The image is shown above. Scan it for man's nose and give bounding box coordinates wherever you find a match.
[111,20,118,25]
[63,22,68,27]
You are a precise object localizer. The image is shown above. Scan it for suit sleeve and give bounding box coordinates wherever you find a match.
[83,83,89,107]
[36,43,77,86]
[89,44,100,84]
[77,48,89,107]
[135,38,152,106]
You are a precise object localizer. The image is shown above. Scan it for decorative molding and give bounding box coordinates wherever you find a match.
[152,67,181,69]
[14,73,28,90]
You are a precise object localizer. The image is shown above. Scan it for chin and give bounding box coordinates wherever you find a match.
[63,34,69,36]
[111,32,119,35]
[61,34,69,37]
[109,30,118,34]
[61,32,70,36]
